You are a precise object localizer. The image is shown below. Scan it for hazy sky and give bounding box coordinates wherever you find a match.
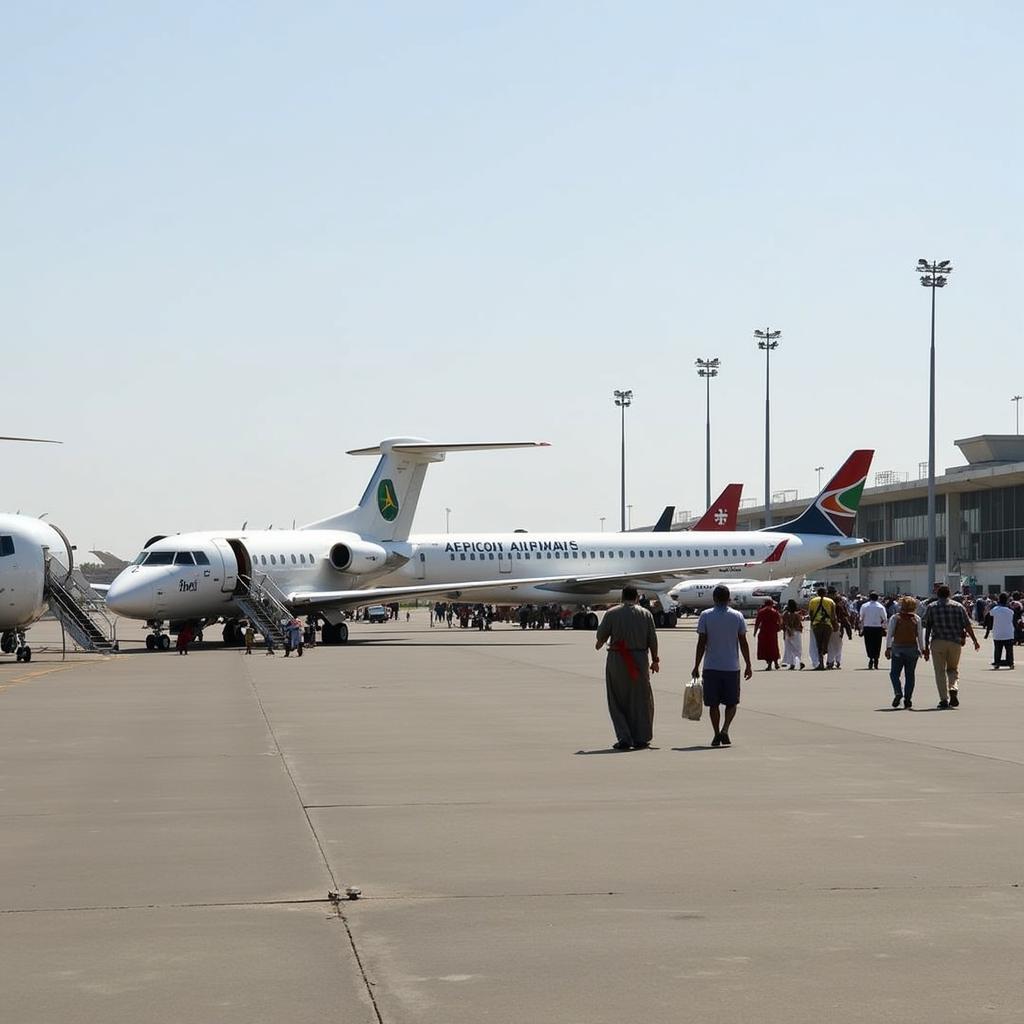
[3,2,1020,554]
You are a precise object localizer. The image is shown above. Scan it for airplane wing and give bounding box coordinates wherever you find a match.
[284,545,786,610]
[826,539,902,560]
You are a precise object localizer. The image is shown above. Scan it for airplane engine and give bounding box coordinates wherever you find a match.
[328,540,388,575]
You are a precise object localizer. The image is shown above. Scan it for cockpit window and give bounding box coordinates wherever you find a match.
[174,552,195,565]
[192,551,210,565]
[0,535,14,557]
[144,551,175,566]
[133,552,148,565]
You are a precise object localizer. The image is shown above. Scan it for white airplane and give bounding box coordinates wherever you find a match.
[1,434,115,661]
[671,576,807,613]
[106,441,892,644]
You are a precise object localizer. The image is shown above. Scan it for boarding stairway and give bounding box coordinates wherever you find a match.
[45,558,118,654]
[234,574,290,648]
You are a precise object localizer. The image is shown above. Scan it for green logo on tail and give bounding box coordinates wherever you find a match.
[377,479,399,522]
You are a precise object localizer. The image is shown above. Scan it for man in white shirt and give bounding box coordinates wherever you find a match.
[858,591,888,670]
[987,592,1016,669]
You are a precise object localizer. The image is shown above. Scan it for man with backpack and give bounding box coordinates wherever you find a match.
[807,585,837,671]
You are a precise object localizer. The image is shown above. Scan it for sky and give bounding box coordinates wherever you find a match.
[2,2,1021,554]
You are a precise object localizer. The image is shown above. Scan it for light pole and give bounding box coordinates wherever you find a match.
[695,358,720,509]
[599,516,606,532]
[1014,395,1022,434]
[445,507,452,534]
[627,504,633,530]
[814,465,824,491]
[614,389,633,532]
[917,258,953,591]
[754,328,781,525]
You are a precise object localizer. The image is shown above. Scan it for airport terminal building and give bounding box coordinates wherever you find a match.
[713,436,1024,598]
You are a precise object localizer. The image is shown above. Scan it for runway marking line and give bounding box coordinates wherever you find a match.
[0,659,106,693]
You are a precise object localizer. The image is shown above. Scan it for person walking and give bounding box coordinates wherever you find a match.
[807,586,836,671]
[176,623,193,655]
[753,599,782,670]
[595,585,659,750]
[858,591,888,669]
[692,585,753,748]
[986,592,1016,669]
[885,596,926,708]
[826,587,850,669]
[781,598,805,670]
[285,617,304,657]
[923,584,980,707]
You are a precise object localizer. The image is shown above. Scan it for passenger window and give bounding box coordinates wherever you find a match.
[713,549,719,557]
[270,555,277,565]
[599,551,605,559]
[309,554,315,563]
[630,550,636,558]
[732,548,737,556]
[686,549,691,557]
[261,555,267,565]
[618,551,624,558]
[658,550,663,557]
[703,550,709,557]
[554,551,560,558]
[174,552,195,565]
[300,554,306,564]
[0,535,14,557]
[572,551,578,559]
[460,553,466,560]
[192,551,210,565]
[489,553,494,560]
[470,553,476,560]
[450,554,455,561]
[291,554,297,564]
[649,550,654,557]
[280,554,285,563]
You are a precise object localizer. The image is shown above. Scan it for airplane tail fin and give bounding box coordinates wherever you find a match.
[765,450,874,537]
[692,484,743,531]
[652,506,675,532]
[301,438,550,542]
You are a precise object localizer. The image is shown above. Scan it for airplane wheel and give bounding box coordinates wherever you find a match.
[585,612,599,630]
[146,635,157,651]
[338,622,349,645]
[159,634,171,651]
[321,623,338,645]
[18,647,31,663]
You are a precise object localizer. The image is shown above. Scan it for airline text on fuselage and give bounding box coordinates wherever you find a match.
[445,540,581,554]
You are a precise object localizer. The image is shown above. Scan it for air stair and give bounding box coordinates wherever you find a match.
[46,558,117,654]
[234,574,290,648]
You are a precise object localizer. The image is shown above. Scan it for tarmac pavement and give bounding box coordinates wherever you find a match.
[2,615,1023,1022]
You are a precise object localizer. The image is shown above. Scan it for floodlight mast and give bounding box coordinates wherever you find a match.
[613,389,633,532]
[917,259,953,591]
[754,328,781,526]
[695,358,720,509]
[1013,395,1022,435]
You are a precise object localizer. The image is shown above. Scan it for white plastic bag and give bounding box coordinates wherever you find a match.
[682,677,704,721]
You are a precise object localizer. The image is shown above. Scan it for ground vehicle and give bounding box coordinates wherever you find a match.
[365,605,388,623]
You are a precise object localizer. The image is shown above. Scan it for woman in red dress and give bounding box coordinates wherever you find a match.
[753,599,782,671]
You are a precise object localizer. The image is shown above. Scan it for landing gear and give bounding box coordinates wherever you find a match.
[1,630,16,654]
[15,644,31,663]
[321,621,349,645]
[145,621,170,651]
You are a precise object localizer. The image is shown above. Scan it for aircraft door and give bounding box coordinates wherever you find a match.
[211,538,239,593]
[498,552,512,574]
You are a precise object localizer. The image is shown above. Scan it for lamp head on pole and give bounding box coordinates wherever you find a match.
[613,388,633,408]
[754,328,781,351]
[695,357,720,379]
[917,259,953,287]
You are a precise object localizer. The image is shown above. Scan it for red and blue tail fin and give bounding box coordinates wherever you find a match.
[766,451,873,537]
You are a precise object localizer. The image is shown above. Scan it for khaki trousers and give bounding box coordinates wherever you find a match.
[930,638,962,701]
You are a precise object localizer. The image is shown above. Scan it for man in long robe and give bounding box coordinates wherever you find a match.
[595,586,660,749]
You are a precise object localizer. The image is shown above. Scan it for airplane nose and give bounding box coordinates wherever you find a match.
[106,572,156,619]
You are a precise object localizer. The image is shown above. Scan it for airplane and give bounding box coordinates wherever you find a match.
[1,434,114,661]
[106,441,892,643]
[671,576,806,614]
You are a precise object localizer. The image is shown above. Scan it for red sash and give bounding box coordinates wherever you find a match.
[612,639,640,681]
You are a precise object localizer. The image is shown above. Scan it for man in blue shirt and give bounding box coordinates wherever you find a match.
[692,585,753,747]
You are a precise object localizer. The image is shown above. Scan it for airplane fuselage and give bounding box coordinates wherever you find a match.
[105,525,862,623]
[0,514,73,632]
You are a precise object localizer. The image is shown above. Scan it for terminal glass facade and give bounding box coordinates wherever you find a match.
[855,496,947,567]
[959,485,1024,561]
